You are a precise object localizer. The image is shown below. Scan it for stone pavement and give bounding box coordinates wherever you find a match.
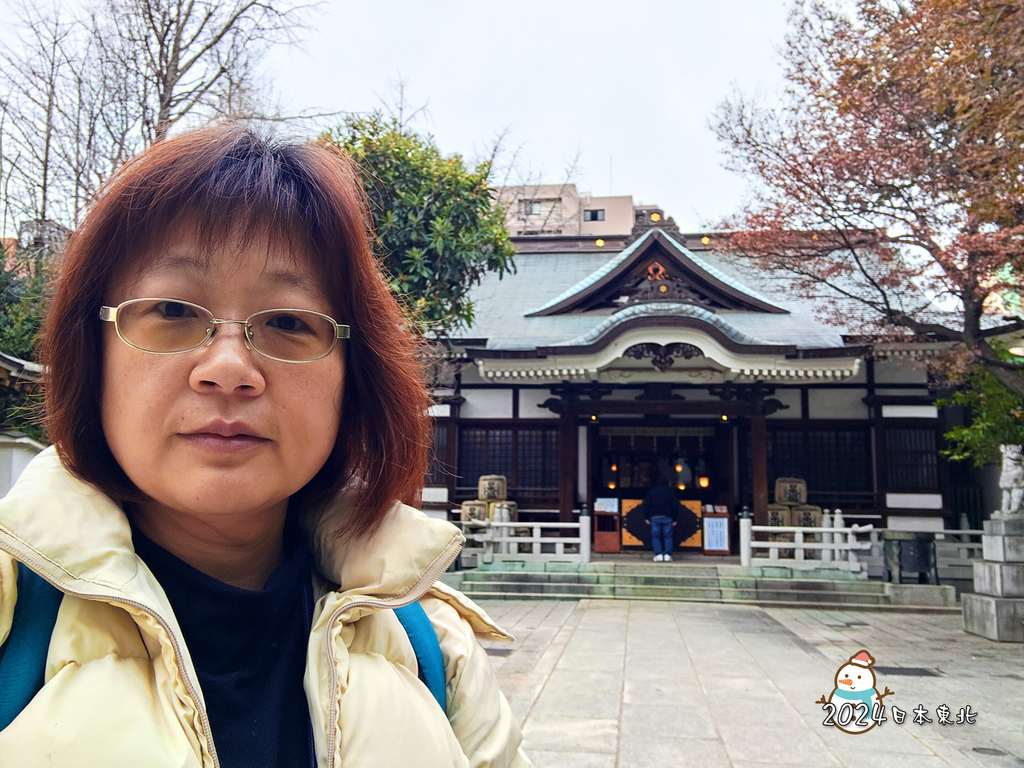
[476,599,1024,768]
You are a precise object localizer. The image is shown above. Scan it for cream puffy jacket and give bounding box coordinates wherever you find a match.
[0,447,531,767]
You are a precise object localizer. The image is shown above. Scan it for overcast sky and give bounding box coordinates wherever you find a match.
[264,0,794,232]
[0,0,794,233]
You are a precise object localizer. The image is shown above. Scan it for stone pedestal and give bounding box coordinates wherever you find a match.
[963,516,1024,642]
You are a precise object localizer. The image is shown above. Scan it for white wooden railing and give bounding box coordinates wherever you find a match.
[740,508,984,577]
[740,516,874,572]
[451,513,591,564]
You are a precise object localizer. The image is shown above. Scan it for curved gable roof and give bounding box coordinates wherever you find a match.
[526,228,788,317]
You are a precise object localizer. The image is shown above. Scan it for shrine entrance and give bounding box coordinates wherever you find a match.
[590,423,735,553]
[546,381,785,531]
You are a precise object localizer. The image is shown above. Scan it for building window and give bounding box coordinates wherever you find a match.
[457,425,560,505]
[426,421,452,487]
[767,428,872,494]
[522,200,541,216]
[806,429,871,493]
[516,429,560,489]
[584,209,605,222]
[885,427,939,491]
[458,427,513,489]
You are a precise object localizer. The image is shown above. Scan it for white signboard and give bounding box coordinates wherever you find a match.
[702,516,729,554]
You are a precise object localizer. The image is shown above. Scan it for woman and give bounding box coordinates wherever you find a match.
[0,126,531,767]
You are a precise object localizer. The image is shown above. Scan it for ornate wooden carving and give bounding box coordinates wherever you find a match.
[708,381,790,415]
[634,382,685,401]
[623,343,703,372]
[623,264,715,308]
[626,209,684,245]
[540,381,614,413]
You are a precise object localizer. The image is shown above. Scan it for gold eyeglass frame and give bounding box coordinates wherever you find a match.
[99,298,350,363]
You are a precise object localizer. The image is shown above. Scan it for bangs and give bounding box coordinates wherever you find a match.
[108,130,330,290]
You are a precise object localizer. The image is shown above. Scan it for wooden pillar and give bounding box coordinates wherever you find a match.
[750,412,768,526]
[558,408,577,523]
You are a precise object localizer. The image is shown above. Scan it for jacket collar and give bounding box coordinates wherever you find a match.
[0,446,463,605]
[302,487,464,600]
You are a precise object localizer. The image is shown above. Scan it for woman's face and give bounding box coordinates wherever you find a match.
[101,224,345,525]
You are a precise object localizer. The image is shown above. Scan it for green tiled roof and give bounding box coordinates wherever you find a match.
[454,230,853,351]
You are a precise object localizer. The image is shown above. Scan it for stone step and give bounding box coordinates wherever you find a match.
[750,578,888,594]
[457,588,959,611]
[454,562,956,608]
[462,571,723,588]
[462,571,888,593]
[742,588,885,605]
[458,580,889,604]
[607,565,721,577]
[462,571,601,584]
[462,581,603,596]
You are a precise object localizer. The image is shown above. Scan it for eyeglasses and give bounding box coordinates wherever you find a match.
[100,298,350,363]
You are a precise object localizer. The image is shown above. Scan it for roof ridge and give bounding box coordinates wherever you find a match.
[525,228,786,317]
[524,229,657,316]
[657,230,782,309]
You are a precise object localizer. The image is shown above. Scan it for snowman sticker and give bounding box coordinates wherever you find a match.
[816,649,894,734]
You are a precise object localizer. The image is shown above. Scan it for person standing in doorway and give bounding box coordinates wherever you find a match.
[642,474,679,562]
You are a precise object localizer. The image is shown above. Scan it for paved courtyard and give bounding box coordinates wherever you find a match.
[476,599,1024,768]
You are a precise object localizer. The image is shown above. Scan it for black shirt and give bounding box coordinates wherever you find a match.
[132,521,315,768]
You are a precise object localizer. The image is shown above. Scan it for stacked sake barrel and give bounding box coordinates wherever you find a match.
[460,475,518,524]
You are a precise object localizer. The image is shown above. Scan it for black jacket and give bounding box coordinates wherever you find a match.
[640,476,679,522]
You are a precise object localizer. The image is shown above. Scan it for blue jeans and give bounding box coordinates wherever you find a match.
[651,516,674,557]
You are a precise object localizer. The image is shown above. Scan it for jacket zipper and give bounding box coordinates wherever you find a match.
[322,534,463,768]
[4,527,467,768]
[1,543,221,768]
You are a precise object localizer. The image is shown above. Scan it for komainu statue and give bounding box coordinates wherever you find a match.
[999,444,1024,517]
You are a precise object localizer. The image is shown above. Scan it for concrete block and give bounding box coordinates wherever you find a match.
[720,588,758,601]
[972,561,1024,597]
[982,534,1024,562]
[717,577,756,589]
[800,567,865,581]
[481,560,525,571]
[962,592,1024,642]
[883,583,957,607]
[437,572,464,590]
[716,565,750,577]
[546,573,581,584]
[755,566,793,579]
[628,575,718,588]
[520,717,619,754]
[755,589,882,605]
[983,516,1024,536]
[546,562,582,572]
[540,583,590,595]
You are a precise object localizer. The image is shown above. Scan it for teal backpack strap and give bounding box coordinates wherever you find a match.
[0,563,63,730]
[393,602,446,713]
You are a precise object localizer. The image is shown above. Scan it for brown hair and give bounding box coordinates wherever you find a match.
[41,124,431,539]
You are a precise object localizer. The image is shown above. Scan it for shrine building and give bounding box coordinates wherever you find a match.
[423,194,978,554]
